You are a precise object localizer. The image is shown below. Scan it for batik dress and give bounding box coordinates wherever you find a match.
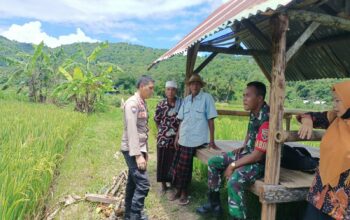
[154,98,182,182]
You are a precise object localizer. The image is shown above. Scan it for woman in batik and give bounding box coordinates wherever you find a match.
[298,80,350,220]
[154,81,182,194]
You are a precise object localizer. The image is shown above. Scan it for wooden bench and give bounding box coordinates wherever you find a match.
[196,140,319,204]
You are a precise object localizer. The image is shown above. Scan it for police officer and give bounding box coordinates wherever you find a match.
[121,75,155,220]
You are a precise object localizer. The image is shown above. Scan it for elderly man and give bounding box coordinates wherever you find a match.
[121,75,154,220]
[168,74,219,205]
[154,80,182,194]
[197,81,269,220]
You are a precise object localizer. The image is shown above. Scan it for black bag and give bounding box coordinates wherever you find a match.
[281,144,319,173]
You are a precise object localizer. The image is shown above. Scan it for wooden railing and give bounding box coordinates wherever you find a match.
[217,109,324,141]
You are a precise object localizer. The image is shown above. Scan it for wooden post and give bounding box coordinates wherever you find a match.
[262,14,288,220]
[184,43,200,96]
[285,116,291,131]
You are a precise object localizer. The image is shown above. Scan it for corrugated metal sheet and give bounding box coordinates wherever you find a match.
[242,15,350,81]
[151,0,293,66]
[150,0,350,81]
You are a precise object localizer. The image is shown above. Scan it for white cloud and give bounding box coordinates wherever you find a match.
[1,21,99,48]
[112,33,140,43]
[0,0,229,47]
[0,0,222,26]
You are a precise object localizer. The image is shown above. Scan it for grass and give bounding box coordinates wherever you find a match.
[0,94,322,219]
[0,100,86,220]
[46,109,124,219]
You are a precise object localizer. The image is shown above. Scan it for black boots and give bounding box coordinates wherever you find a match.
[129,212,148,220]
[196,191,223,217]
[125,210,148,220]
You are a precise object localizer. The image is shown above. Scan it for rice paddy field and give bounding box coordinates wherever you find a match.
[0,94,323,220]
[0,100,86,219]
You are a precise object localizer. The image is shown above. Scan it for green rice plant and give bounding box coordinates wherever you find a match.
[0,100,86,219]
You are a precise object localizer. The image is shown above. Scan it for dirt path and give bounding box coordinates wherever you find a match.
[44,108,211,220]
[145,153,203,220]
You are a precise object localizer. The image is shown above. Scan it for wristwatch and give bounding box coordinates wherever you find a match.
[230,162,236,169]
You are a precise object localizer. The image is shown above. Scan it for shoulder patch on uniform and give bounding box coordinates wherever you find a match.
[131,106,137,113]
[260,121,269,141]
[262,129,268,141]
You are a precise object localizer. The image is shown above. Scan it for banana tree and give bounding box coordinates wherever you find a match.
[53,42,120,113]
[1,42,55,102]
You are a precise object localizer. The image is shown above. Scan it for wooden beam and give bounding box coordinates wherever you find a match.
[240,19,273,82]
[260,183,309,204]
[286,22,320,62]
[251,180,309,204]
[198,44,268,55]
[275,130,325,143]
[288,10,350,31]
[184,43,200,96]
[217,109,305,118]
[193,52,218,74]
[85,194,118,204]
[230,25,272,82]
[262,14,288,220]
[285,116,291,131]
[241,19,272,48]
[252,53,272,82]
[194,43,240,74]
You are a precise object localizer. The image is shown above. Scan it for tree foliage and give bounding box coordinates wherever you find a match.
[52,42,119,113]
[0,37,346,108]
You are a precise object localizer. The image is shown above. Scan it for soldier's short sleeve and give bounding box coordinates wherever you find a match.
[255,121,269,153]
[124,101,141,156]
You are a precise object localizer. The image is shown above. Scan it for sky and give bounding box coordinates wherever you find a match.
[0,0,229,49]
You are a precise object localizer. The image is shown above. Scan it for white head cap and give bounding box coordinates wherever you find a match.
[165,80,177,89]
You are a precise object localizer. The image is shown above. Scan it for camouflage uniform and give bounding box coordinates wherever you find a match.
[207,103,270,219]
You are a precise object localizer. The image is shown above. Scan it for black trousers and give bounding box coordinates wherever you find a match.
[122,151,150,217]
[303,203,334,220]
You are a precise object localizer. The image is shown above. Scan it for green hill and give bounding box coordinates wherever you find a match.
[0,37,343,107]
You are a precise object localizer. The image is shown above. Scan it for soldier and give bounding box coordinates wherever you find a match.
[121,75,155,220]
[197,81,269,220]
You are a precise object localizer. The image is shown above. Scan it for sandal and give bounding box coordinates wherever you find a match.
[167,191,181,201]
[158,188,166,196]
[178,197,190,206]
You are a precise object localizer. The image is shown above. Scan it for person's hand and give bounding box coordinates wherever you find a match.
[232,146,244,155]
[224,166,234,180]
[209,141,221,150]
[298,115,313,139]
[136,155,147,171]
